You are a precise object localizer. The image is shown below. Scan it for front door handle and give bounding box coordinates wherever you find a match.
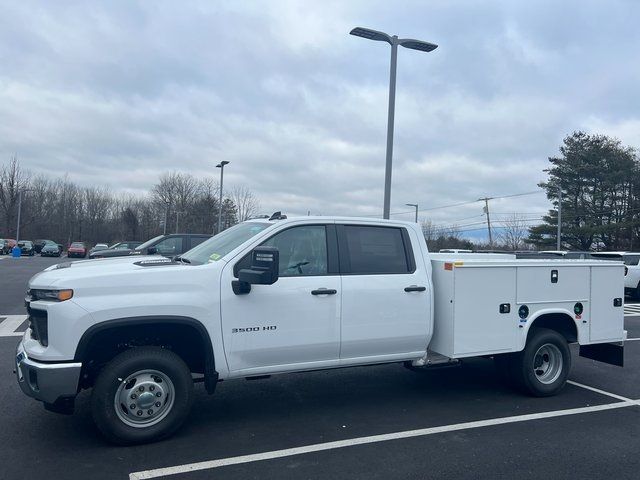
[311,288,337,295]
[404,285,426,292]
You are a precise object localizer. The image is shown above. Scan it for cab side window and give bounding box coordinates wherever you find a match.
[263,225,328,276]
[342,225,411,274]
[154,237,182,255]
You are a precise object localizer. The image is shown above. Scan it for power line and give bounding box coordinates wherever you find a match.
[389,189,545,217]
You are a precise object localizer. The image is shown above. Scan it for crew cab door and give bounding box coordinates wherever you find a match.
[220,223,341,374]
[338,224,431,360]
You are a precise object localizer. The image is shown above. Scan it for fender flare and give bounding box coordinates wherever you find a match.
[74,315,218,394]
[520,307,581,350]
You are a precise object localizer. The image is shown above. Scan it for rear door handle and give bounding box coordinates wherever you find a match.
[404,285,426,292]
[311,288,337,295]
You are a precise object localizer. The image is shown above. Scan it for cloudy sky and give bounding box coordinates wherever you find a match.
[1,0,639,240]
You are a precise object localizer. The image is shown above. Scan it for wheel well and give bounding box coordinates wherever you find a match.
[528,313,577,343]
[76,320,213,389]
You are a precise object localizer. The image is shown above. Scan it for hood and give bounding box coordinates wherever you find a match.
[29,255,192,289]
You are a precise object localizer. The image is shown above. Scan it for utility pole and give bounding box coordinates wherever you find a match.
[479,197,493,247]
[557,186,562,250]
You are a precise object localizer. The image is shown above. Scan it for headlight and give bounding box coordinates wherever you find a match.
[28,289,74,302]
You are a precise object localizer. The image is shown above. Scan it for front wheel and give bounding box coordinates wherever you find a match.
[509,328,571,397]
[91,346,193,445]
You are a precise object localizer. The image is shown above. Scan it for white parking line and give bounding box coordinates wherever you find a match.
[0,315,28,337]
[624,304,640,316]
[567,380,637,403]
[129,399,638,480]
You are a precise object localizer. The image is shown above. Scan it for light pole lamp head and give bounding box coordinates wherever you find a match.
[406,203,418,208]
[399,39,438,52]
[216,160,230,168]
[350,27,393,45]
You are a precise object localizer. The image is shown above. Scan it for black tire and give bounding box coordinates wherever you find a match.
[91,346,193,445]
[509,328,571,397]
[634,283,640,301]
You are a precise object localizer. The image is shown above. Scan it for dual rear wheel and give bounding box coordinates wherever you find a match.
[495,328,571,396]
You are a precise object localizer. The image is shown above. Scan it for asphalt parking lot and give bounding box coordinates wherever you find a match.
[1,255,639,479]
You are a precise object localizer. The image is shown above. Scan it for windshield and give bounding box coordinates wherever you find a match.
[70,242,84,248]
[135,235,164,251]
[181,222,270,265]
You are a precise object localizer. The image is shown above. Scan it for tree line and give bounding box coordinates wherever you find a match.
[527,131,639,251]
[0,156,260,245]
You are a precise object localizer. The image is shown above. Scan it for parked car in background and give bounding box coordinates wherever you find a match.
[591,251,640,299]
[17,240,35,256]
[40,242,62,257]
[89,243,109,256]
[110,241,143,250]
[90,241,142,259]
[67,242,88,258]
[33,239,56,254]
[90,234,210,259]
[1,238,16,255]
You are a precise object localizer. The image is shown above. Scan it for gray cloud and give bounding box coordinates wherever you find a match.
[1,0,639,238]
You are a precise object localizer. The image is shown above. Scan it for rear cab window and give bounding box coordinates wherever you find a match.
[338,225,415,274]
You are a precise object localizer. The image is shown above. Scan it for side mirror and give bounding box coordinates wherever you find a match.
[233,246,279,295]
[147,246,158,255]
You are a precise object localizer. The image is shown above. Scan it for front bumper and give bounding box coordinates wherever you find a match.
[15,339,82,405]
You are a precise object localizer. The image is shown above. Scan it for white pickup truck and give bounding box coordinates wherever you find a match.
[590,252,640,300]
[15,215,626,444]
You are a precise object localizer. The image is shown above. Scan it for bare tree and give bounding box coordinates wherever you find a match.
[232,185,259,221]
[498,214,528,251]
[0,158,260,244]
[0,155,30,236]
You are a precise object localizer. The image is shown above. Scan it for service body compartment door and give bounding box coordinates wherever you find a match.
[517,266,589,303]
[590,265,625,342]
[452,266,517,356]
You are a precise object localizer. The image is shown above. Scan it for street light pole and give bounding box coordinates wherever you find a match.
[175,211,186,233]
[350,27,437,219]
[216,161,230,234]
[384,38,398,220]
[406,203,418,223]
[557,186,562,250]
[16,189,23,243]
[163,203,169,235]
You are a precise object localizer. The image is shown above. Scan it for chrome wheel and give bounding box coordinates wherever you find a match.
[532,343,563,385]
[114,370,175,428]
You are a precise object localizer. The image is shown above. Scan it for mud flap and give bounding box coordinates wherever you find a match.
[579,343,624,367]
